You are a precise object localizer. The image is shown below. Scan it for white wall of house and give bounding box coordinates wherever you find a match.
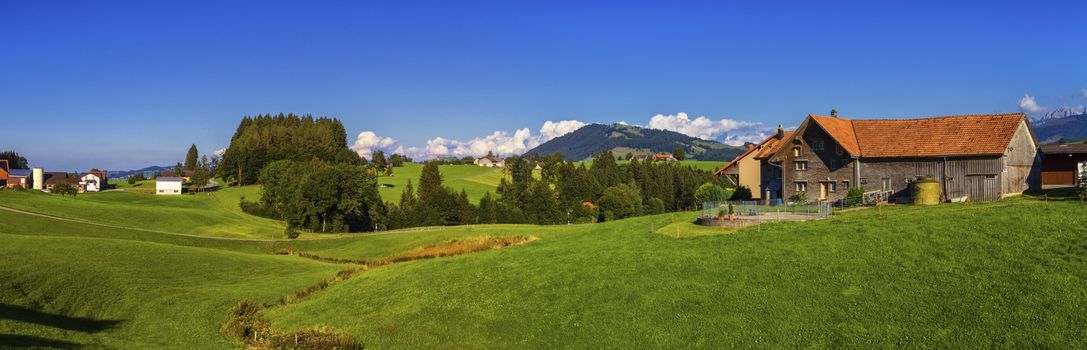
[156,180,183,195]
[80,174,103,192]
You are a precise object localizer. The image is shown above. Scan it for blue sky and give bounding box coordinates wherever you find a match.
[2,1,1085,170]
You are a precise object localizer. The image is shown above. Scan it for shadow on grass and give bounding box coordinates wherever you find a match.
[0,304,123,333]
[0,334,81,349]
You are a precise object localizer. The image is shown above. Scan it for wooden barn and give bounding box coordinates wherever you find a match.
[763,113,1040,203]
[1039,144,1087,188]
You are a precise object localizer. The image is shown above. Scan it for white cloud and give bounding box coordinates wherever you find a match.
[539,120,586,141]
[1018,94,1047,113]
[351,131,398,159]
[646,112,769,146]
[359,120,587,160]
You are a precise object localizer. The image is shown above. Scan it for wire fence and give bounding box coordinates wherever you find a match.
[701,200,834,218]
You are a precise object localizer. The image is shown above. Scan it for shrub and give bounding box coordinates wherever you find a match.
[845,187,865,206]
[732,186,753,200]
[284,227,301,239]
[239,196,276,219]
[598,184,643,221]
[790,191,809,204]
[51,182,78,196]
[694,183,729,205]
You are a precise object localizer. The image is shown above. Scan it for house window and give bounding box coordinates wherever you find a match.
[793,147,801,157]
[827,182,837,193]
[795,182,808,192]
[843,180,850,189]
[860,178,867,185]
[835,145,843,155]
[812,139,825,151]
[882,178,892,191]
[795,161,808,171]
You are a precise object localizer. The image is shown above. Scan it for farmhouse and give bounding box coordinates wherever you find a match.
[7,169,32,189]
[1039,143,1087,188]
[652,153,678,162]
[78,169,109,192]
[42,172,80,192]
[156,177,184,195]
[715,126,794,199]
[159,170,194,181]
[763,113,1039,203]
[474,155,504,168]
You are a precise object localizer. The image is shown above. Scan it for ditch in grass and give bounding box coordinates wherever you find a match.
[227,235,539,349]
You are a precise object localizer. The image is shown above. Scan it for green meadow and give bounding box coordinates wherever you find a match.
[376,163,504,203]
[1,188,1084,348]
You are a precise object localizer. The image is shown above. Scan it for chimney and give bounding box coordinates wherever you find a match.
[776,124,784,139]
[831,109,839,118]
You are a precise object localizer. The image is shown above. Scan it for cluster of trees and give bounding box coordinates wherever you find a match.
[366,150,409,176]
[218,114,360,185]
[381,151,730,229]
[0,151,28,168]
[249,159,386,233]
[169,144,219,192]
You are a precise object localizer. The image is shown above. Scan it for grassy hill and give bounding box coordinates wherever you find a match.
[0,187,285,239]
[525,123,746,161]
[377,163,503,203]
[1,193,1085,348]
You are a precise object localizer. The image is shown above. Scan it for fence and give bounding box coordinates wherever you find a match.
[701,200,833,219]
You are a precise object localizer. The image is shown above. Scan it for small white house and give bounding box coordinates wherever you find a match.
[79,172,104,192]
[474,155,504,168]
[156,177,184,195]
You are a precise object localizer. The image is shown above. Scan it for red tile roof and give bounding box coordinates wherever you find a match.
[804,113,1028,158]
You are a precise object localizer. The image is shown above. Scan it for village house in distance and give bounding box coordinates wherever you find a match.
[718,112,1041,203]
[474,153,505,168]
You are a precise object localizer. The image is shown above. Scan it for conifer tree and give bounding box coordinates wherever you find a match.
[184,144,199,171]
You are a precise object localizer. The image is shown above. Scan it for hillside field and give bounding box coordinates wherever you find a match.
[1,192,1084,348]
[377,163,504,203]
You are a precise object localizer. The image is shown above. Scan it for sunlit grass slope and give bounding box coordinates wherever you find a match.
[266,197,1087,348]
[0,187,284,238]
[0,232,342,349]
[377,163,502,203]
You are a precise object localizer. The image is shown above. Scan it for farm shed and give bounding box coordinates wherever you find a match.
[766,113,1040,203]
[1039,144,1087,188]
[156,177,184,195]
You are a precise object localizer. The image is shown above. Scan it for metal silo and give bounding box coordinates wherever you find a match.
[32,168,43,190]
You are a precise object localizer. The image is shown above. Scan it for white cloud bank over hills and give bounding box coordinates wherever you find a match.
[352,113,770,160]
[646,112,770,146]
[1018,94,1047,113]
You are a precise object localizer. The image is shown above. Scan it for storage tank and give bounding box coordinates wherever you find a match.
[32,168,43,190]
[912,176,940,205]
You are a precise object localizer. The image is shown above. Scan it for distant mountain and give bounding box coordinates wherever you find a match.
[1033,112,1087,144]
[525,123,747,161]
[1037,106,1087,121]
[108,165,172,179]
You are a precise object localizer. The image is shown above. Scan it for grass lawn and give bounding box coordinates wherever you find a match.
[1,193,1085,348]
[377,163,503,203]
[0,186,285,238]
[575,160,726,172]
[265,197,1087,348]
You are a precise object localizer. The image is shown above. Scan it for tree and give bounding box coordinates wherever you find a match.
[478,192,498,224]
[646,197,666,214]
[417,162,444,205]
[51,181,77,196]
[372,151,387,171]
[526,179,563,224]
[694,183,730,205]
[598,184,643,221]
[189,155,212,192]
[173,162,184,178]
[127,173,146,185]
[184,144,199,171]
[0,151,29,169]
[673,148,686,161]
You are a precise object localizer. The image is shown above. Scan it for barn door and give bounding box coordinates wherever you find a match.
[966,175,999,201]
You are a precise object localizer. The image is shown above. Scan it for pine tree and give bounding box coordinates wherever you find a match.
[184,144,199,171]
[372,151,387,171]
[478,192,498,224]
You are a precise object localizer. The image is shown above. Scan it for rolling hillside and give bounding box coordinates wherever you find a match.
[525,123,746,161]
[2,192,1085,348]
